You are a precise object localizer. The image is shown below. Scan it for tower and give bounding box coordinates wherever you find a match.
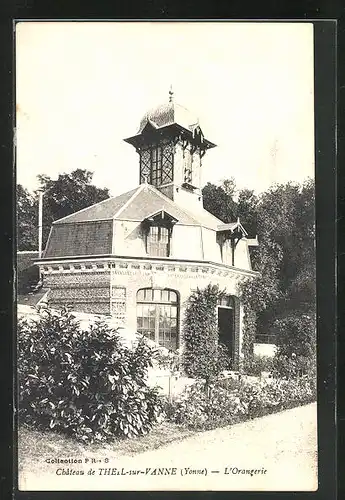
[124,89,216,213]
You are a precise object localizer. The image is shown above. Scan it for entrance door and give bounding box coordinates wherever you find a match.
[218,307,234,361]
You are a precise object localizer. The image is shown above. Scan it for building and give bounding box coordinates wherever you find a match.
[36,91,259,368]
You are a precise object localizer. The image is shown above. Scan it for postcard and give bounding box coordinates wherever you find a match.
[16,20,319,492]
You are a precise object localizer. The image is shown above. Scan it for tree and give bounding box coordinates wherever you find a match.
[17,169,110,251]
[274,312,316,358]
[202,180,237,223]
[202,177,316,365]
[236,188,258,237]
[238,180,316,366]
[17,184,38,251]
[202,179,258,237]
[255,180,315,310]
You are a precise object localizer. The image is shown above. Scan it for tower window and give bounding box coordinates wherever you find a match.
[140,143,173,187]
[151,147,162,185]
[184,149,193,184]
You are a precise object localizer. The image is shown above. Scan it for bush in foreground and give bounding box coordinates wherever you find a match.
[165,375,316,431]
[18,307,163,443]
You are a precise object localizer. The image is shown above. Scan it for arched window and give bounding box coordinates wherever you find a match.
[136,288,179,350]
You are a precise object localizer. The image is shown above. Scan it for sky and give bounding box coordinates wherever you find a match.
[16,21,315,197]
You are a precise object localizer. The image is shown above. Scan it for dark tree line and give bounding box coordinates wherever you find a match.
[202,178,316,340]
[17,169,110,251]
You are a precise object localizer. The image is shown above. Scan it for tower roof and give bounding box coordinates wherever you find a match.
[137,101,200,134]
[124,91,216,150]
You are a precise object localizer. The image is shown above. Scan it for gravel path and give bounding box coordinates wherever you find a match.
[19,403,317,491]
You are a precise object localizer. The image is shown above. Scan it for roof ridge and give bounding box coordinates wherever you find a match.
[145,184,201,225]
[53,186,139,224]
[146,184,224,228]
[113,184,146,219]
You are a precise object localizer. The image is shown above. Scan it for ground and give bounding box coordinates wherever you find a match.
[18,403,317,491]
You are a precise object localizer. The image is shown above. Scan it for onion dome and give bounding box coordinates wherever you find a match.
[137,101,200,134]
[124,87,216,150]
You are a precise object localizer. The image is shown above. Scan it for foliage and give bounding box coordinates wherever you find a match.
[202,179,258,236]
[153,348,181,373]
[166,376,316,431]
[37,169,110,246]
[236,188,258,237]
[239,304,256,370]
[17,169,110,251]
[182,285,230,385]
[242,355,275,377]
[202,180,237,223]
[273,312,316,358]
[256,180,315,301]
[237,270,281,371]
[18,307,163,443]
[17,185,38,251]
[17,265,40,294]
[271,312,317,382]
[272,355,316,385]
[233,180,315,361]
[167,381,246,430]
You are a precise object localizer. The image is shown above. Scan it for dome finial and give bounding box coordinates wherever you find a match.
[169,85,174,103]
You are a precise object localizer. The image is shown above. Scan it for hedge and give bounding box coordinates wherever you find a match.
[165,375,316,431]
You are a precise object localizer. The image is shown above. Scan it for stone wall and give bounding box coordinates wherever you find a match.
[44,266,111,315]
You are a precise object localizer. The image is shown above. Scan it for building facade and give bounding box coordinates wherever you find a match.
[36,92,259,368]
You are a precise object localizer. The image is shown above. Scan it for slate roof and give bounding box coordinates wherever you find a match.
[54,183,224,230]
[43,183,240,258]
[44,221,113,258]
[54,187,139,224]
[118,185,199,225]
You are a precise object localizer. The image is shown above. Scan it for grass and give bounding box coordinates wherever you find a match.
[18,423,197,476]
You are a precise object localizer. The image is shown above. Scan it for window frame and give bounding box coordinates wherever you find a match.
[139,142,174,187]
[136,288,179,351]
[146,224,171,257]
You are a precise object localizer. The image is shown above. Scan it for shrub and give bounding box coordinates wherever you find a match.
[242,355,274,377]
[18,307,163,443]
[182,285,230,386]
[166,376,316,431]
[271,311,316,382]
[274,312,316,358]
[153,348,181,373]
[167,381,247,430]
[272,353,316,381]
